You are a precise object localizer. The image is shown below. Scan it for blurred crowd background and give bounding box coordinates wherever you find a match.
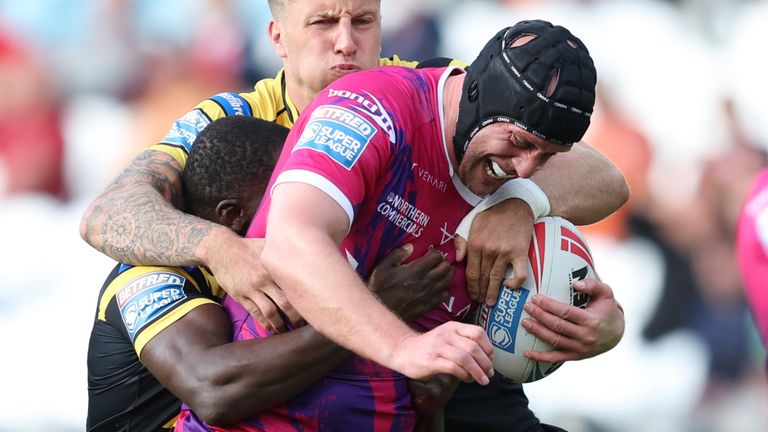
[0,0,767,431]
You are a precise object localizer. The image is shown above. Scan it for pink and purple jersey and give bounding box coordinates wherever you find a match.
[176,66,482,432]
[736,169,768,362]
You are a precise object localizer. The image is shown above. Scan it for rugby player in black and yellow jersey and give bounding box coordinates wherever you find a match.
[81,1,628,431]
[86,116,455,431]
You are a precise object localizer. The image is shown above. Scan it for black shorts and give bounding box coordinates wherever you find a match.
[444,374,566,432]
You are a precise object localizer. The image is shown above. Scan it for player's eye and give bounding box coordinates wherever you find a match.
[310,17,336,26]
[512,136,533,149]
[353,16,375,26]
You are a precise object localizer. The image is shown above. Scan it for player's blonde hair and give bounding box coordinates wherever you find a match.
[267,0,295,18]
[268,0,381,18]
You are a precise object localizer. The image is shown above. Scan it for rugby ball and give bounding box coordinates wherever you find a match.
[475,216,595,383]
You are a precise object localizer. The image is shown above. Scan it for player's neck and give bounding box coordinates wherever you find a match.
[282,73,315,113]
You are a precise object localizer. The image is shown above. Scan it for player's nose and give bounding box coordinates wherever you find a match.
[513,155,539,179]
[334,20,357,56]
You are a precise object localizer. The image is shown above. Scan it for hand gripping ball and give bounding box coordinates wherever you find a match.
[475,216,595,383]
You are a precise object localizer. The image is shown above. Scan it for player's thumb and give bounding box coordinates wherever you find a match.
[387,243,414,266]
[454,236,467,262]
[573,278,607,297]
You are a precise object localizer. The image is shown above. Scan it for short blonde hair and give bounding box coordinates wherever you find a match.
[268,0,381,18]
[267,0,294,18]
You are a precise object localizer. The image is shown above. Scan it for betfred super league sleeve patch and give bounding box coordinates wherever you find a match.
[161,109,211,153]
[116,271,188,342]
[295,105,377,170]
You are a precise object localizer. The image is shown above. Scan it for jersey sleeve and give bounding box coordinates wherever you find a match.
[415,57,468,69]
[148,91,268,169]
[272,84,397,228]
[99,266,224,358]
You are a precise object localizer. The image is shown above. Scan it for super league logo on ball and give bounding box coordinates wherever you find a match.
[490,323,513,349]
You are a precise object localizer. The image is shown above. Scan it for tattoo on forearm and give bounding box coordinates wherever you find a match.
[81,151,215,266]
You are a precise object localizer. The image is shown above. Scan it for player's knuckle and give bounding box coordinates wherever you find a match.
[551,334,562,348]
[583,332,598,346]
[551,318,566,334]
[273,297,291,311]
[249,306,264,318]
[485,244,502,255]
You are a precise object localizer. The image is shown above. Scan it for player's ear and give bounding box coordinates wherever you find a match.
[268,19,287,58]
[216,199,248,235]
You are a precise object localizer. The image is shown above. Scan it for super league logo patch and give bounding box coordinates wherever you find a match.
[117,271,187,341]
[295,105,377,170]
[162,110,211,152]
[484,287,529,352]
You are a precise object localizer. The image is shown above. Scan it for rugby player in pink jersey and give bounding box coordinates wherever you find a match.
[736,168,768,368]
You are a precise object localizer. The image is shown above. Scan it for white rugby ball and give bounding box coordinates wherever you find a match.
[475,216,596,383]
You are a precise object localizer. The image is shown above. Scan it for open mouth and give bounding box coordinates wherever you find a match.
[485,159,516,180]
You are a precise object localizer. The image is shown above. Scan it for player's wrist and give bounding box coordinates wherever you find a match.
[195,226,239,267]
[455,179,549,239]
[385,328,421,372]
[486,178,550,220]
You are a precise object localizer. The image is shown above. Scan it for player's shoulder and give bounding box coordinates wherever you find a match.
[379,55,467,70]
[247,70,298,126]
[379,54,419,68]
[154,91,257,163]
[416,57,467,69]
[195,68,290,124]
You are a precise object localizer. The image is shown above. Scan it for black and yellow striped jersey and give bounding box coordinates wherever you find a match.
[86,264,224,432]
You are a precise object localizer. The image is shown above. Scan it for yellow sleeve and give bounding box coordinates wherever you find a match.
[149,72,291,170]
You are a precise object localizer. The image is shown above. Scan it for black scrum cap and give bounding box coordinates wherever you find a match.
[453,20,597,162]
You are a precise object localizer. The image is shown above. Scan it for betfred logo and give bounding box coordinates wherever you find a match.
[117,272,186,307]
[297,105,376,170]
[117,271,187,341]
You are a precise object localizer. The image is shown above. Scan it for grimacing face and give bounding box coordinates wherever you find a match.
[269,0,382,109]
[458,123,570,197]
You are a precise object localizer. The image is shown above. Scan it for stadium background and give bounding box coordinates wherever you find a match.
[0,0,766,430]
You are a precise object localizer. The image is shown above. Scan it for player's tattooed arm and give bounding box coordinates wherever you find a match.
[79,149,220,266]
[81,148,293,329]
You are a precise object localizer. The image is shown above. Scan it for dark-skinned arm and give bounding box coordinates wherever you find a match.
[141,303,344,425]
[410,374,460,432]
[79,149,298,332]
[140,245,452,425]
